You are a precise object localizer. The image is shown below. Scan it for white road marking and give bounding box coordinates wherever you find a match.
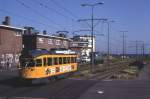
[97,90,104,94]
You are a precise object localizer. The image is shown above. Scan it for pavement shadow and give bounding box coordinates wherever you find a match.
[0,77,45,87]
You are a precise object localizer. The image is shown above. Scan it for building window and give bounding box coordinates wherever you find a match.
[72,43,78,47]
[55,40,61,45]
[48,39,53,44]
[15,31,22,36]
[63,41,67,46]
[38,38,44,43]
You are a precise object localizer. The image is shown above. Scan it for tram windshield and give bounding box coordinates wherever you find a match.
[20,58,35,68]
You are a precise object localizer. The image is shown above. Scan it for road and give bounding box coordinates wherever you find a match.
[79,64,150,99]
[0,70,97,99]
[0,63,150,99]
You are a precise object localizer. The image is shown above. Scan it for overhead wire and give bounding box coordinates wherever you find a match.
[0,8,59,30]
[31,0,74,21]
[50,0,79,19]
[50,0,92,31]
[15,0,63,29]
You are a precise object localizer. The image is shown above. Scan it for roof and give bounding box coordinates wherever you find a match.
[36,34,71,41]
[70,41,88,44]
[29,50,50,57]
[73,35,95,38]
[25,49,76,57]
[0,25,26,31]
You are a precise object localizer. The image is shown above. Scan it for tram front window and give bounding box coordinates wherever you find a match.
[20,58,35,68]
[35,59,42,66]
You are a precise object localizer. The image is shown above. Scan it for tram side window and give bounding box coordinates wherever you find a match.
[59,57,62,64]
[63,57,67,64]
[71,57,74,63]
[54,58,58,65]
[74,57,77,63]
[48,58,52,66]
[71,57,76,63]
[67,57,70,63]
[35,59,42,66]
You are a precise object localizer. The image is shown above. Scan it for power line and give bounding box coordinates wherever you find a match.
[50,0,79,20]
[50,0,84,32]
[129,40,143,61]
[31,0,74,21]
[15,0,63,29]
[0,9,59,30]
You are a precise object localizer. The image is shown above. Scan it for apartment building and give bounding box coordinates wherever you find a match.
[23,33,70,51]
[70,35,95,62]
[0,17,25,67]
[0,16,70,68]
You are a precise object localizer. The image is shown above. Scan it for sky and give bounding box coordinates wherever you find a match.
[0,0,150,54]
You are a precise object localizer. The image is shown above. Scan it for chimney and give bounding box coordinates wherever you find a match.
[2,16,10,25]
[24,26,34,35]
[43,30,47,35]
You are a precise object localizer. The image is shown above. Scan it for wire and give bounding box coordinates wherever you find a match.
[50,0,79,19]
[15,0,63,29]
[31,0,74,21]
[0,9,58,30]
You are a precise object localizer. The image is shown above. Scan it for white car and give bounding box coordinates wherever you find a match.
[82,57,91,63]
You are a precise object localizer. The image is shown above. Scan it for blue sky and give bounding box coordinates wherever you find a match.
[0,0,150,54]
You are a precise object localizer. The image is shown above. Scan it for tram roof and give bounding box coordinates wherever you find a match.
[28,49,76,57]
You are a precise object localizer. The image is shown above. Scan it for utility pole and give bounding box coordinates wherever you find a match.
[104,20,114,66]
[141,42,148,60]
[142,43,145,58]
[130,41,143,61]
[79,2,106,73]
[120,31,127,60]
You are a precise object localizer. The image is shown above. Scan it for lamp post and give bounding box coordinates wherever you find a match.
[81,2,104,73]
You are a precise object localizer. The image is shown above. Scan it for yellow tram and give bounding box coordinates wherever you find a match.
[19,49,77,80]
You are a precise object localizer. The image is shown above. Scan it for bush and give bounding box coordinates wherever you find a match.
[129,61,144,70]
[94,59,104,65]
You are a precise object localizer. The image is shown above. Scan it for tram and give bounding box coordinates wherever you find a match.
[19,49,77,81]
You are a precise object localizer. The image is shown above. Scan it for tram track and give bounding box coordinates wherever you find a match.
[77,60,133,80]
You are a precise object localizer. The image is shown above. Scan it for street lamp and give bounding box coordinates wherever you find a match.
[81,2,104,73]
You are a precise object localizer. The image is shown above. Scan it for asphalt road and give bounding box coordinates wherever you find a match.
[1,64,150,99]
[0,70,97,99]
[79,64,150,99]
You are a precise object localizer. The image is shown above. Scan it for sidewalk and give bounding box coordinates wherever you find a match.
[79,64,150,99]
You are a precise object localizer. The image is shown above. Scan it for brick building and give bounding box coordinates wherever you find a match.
[0,17,70,68]
[23,34,70,51]
[0,25,25,68]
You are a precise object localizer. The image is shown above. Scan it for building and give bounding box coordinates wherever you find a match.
[0,17,71,68]
[0,23,25,68]
[70,35,95,62]
[23,33,70,51]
